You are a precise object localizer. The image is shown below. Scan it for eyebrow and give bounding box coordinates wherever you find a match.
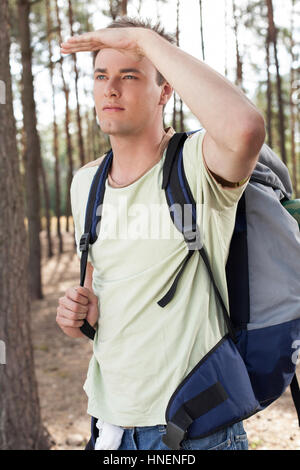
[94,68,143,75]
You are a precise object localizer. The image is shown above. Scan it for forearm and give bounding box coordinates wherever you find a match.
[138,29,265,154]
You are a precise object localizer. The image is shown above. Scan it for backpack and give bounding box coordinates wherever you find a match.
[78,130,300,450]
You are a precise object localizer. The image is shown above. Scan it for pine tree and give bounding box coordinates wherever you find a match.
[0,0,50,450]
[17,0,44,298]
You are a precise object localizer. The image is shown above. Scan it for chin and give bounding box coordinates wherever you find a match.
[99,120,137,136]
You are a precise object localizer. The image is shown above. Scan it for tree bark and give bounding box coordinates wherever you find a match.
[46,0,63,253]
[17,0,43,299]
[173,0,184,132]
[224,0,228,77]
[137,0,142,16]
[266,29,273,148]
[289,0,298,197]
[109,0,118,20]
[232,0,243,90]
[199,0,205,61]
[68,0,85,169]
[39,156,53,258]
[55,0,73,234]
[0,0,50,449]
[266,0,287,164]
[121,0,128,16]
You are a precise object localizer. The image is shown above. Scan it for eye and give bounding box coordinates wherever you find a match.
[123,75,137,80]
[95,75,106,80]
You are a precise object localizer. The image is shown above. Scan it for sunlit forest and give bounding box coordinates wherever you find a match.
[0,0,299,451]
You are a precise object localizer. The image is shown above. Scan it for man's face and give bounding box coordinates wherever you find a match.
[93,48,167,136]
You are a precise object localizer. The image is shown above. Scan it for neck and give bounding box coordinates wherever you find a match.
[108,125,168,183]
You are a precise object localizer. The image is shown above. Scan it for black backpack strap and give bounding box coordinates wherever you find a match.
[159,132,236,343]
[162,381,228,449]
[79,150,113,340]
[158,132,202,308]
[225,193,250,329]
[290,373,300,427]
[161,133,189,190]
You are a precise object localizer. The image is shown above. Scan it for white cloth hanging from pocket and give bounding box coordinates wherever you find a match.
[94,419,124,450]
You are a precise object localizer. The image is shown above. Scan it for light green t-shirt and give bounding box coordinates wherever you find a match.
[70,128,248,426]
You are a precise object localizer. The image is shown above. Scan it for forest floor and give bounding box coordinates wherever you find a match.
[31,228,300,451]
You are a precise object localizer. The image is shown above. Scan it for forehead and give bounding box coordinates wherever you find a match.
[94,48,156,77]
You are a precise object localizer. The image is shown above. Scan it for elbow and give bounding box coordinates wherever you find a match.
[238,112,266,161]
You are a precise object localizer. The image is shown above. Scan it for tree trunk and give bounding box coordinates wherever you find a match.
[68,0,85,169]
[85,108,92,163]
[121,0,128,16]
[0,0,50,449]
[156,0,161,21]
[232,0,243,90]
[172,93,177,131]
[266,0,287,164]
[177,0,184,131]
[109,0,118,20]
[289,0,298,197]
[17,0,43,299]
[39,156,53,258]
[266,29,273,148]
[93,106,101,159]
[55,0,73,234]
[109,0,128,20]
[137,0,142,15]
[224,0,228,77]
[173,0,184,132]
[199,0,205,61]
[46,0,63,253]
[46,0,62,252]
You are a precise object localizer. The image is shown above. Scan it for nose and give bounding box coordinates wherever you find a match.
[104,80,121,98]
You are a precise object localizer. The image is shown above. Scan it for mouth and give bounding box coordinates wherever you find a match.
[102,107,125,112]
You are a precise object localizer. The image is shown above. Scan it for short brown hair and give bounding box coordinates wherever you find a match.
[93,16,176,86]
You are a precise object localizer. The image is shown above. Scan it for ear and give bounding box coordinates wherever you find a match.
[159,81,173,106]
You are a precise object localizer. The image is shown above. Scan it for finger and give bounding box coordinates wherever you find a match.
[61,33,97,49]
[57,314,84,329]
[60,297,88,314]
[66,287,89,305]
[61,41,103,50]
[61,40,95,49]
[75,286,98,303]
[67,32,95,43]
[61,46,98,55]
[60,45,100,55]
[57,305,86,322]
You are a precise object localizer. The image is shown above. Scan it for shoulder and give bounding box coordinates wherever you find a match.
[70,153,108,211]
[71,153,107,187]
[181,128,206,190]
[183,128,206,158]
[78,154,107,171]
[76,153,107,176]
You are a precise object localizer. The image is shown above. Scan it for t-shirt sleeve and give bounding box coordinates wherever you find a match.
[183,129,249,211]
[70,171,92,262]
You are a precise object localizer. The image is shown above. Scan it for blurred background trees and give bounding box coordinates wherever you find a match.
[8,0,300,297]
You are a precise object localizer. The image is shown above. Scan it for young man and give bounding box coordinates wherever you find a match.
[56,17,266,450]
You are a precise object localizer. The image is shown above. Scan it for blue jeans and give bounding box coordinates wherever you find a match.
[86,418,248,450]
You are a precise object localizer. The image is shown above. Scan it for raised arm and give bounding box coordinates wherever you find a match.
[61,27,265,184]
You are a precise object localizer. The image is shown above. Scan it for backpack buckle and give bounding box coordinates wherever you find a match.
[161,421,187,450]
[79,232,90,252]
[183,225,202,251]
